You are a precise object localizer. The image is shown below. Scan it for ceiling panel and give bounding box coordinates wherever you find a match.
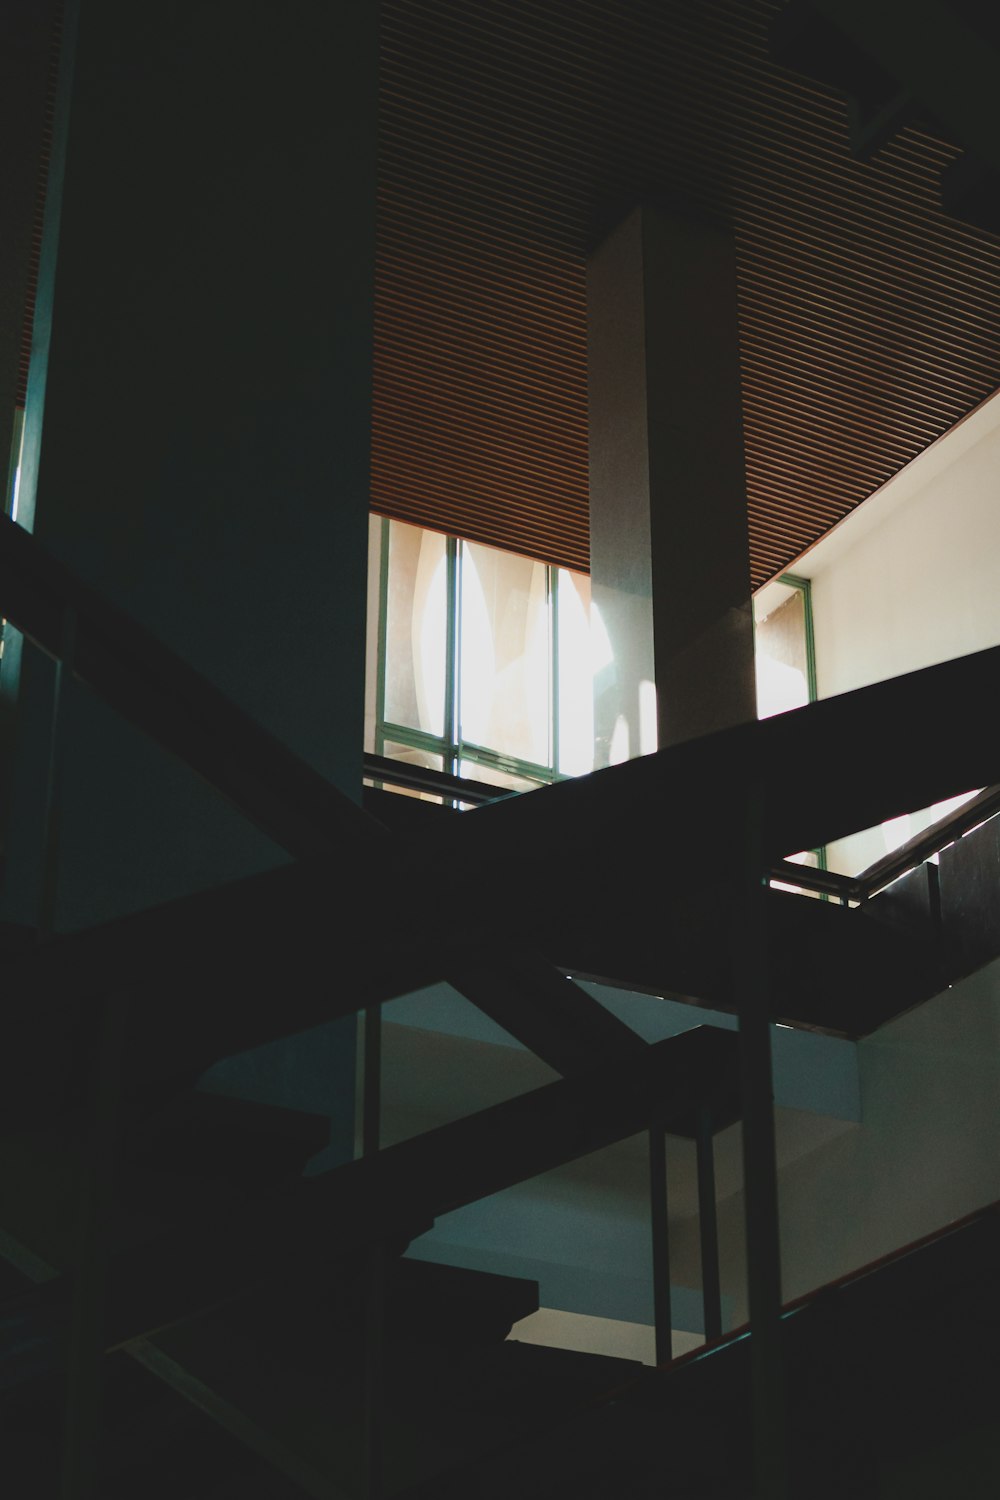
[374,0,1000,586]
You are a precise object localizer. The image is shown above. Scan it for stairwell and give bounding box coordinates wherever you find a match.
[4,516,1000,1494]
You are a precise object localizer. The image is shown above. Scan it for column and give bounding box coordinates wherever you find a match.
[587,204,756,757]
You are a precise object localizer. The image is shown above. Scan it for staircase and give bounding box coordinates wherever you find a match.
[0,1035,724,1498]
[5,512,1000,1495]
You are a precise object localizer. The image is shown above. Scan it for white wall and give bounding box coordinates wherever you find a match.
[808,391,1000,696]
[793,387,1000,872]
[697,956,1000,1325]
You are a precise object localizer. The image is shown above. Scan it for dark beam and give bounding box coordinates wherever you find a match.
[440,642,1000,879]
[445,954,647,1076]
[555,885,946,1038]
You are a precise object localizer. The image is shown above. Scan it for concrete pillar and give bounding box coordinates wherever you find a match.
[587,206,756,759]
[1,0,377,1159]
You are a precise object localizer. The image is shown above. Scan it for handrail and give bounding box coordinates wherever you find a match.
[363,751,509,806]
[364,752,858,901]
[855,783,1000,897]
[0,514,380,861]
[768,858,859,901]
[365,742,1000,909]
[774,784,1000,903]
[634,1198,1000,1389]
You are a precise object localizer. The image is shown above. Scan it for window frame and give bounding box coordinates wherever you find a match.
[369,517,576,792]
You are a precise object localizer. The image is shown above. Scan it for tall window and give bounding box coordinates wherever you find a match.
[366,519,819,805]
[365,517,593,792]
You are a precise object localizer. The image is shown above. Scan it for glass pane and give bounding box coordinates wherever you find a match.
[557,568,593,776]
[384,521,448,737]
[460,541,550,766]
[404,1129,707,1366]
[826,789,981,878]
[770,847,823,897]
[381,982,559,1145]
[755,582,809,719]
[379,741,446,803]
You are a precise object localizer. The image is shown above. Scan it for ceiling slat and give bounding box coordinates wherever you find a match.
[374,0,1000,585]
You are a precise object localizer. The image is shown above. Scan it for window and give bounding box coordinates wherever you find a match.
[753,572,816,720]
[365,517,593,794]
[367,526,821,815]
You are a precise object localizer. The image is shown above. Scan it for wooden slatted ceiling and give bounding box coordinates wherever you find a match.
[373,0,1000,587]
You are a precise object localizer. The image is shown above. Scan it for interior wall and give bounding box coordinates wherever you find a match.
[1,0,377,1160]
[3,0,376,927]
[801,390,1000,871]
[705,958,1000,1324]
[809,398,1000,698]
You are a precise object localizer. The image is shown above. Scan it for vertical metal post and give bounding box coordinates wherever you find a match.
[737,783,790,1499]
[549,564,560,777]
[649,1113,673,1365]
[362,1239,386,1500]
[373,517,390,765]
[60,988,126,1499]
[361,999,384,1496]
[445,535,461,778]
[696,1105,723,1344]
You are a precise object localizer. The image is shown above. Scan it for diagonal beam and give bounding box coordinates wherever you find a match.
[445,953,647,1074]
[440,642,1000,875]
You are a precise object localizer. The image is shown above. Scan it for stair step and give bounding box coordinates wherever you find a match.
[391,1256,539,1344]
[207,1255,540,1367]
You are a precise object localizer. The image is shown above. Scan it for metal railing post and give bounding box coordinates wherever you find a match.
[737,781,791,1499]
[696,1104,723,1344]
[362,1238,387,1500]
[60,987,127,1499]
[649,1112,673,1365]
[361,1004,384,1495]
